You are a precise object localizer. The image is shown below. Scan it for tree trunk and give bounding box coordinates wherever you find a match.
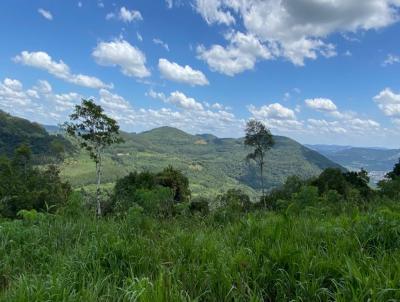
[96,155,102,217]
[260,154,265,209]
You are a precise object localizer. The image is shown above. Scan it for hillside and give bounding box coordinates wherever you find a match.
[62,126,343,196]
[0,110,71,159]
[307,144,400,183]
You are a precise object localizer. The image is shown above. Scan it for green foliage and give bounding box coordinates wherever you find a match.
[112,168,190,216]
[189,197,210,215]
[0,110,71,163]
[64,99,123,164]
[64,99,124,216]
[216,189,252,212]
[156,165,191,202]
[386,158,400,180]
[244,119,275,197]
[61,126,342,196]
[0,147,71,219]
[2,201,400,300]
[378,159,400,199]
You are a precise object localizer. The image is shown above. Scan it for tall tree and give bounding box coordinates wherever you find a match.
[64,99,123,216]
[244,120,274,203]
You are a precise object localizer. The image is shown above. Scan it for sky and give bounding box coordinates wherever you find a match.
[1,0,400,147]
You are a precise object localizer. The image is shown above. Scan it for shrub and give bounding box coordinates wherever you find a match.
[312,168,349,197]
[156,165,191,203]
[0,148,71,219]
[112,167,190,215]
[189,197,210,215]
[216,189,251,212]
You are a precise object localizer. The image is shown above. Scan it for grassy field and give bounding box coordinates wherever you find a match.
[1,199,400,301]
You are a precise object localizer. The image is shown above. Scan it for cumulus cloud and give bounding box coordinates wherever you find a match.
[13,51,111,89]
[158,58,209,86]
[106,7,143,23]
[248,103,303,131]
[305,98,338,112]
[194,0,400,71]
[374,88,400,117]
[92,39,151,78]
[38,8,53,20]
[197,31,272,76]
[148,89,204,111]
[0,78,82,123]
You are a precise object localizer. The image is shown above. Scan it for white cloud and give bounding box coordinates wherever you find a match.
[197,31,272,76]
[0,78,82,124]
[168,91,204,111]
[119,7,143,23]
[248,103,296,120]
[137,32,143,42]
[382,54,400,66]
[92,39,151,78]
[194,0,400,70]
[166,0,173,8]
[149,89,204,111]
[99,89,131,110]
[248,103,303,131]
[305,98,338,112]
[13,51,111,89]
[38,8,53,20]
[158,58,209,86]
[195,0,235,25]
[374,88,400,117]
[153,38,170,52]
[106,7,143,23]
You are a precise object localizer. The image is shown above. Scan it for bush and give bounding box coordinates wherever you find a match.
[189,197,210,215]
[378,177,400,199]
[0,148,71,219]
[112,167,190,215]
[216,189,251,212]
[156,165,191,203]
[312,168,349,197]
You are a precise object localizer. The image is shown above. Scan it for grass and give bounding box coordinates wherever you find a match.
[1,200,400,301]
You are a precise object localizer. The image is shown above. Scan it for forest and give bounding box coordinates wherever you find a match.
[1,101,400,301]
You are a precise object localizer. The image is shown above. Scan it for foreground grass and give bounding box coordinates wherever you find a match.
[1,204,400,301]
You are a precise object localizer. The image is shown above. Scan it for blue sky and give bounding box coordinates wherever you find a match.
[1,0,400,147]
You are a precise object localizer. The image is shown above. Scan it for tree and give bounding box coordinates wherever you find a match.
[13,143,32,178]
[244,120,274,203]
[64,99,123,216]
[385,158,400,180]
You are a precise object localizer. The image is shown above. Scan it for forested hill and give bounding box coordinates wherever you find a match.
[62,126,344,195]
[0,110,70,159]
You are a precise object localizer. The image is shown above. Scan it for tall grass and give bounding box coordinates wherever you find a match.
[1,202,400,301]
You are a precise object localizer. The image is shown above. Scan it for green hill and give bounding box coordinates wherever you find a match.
[62,126,343,196]
[0,110,71,160]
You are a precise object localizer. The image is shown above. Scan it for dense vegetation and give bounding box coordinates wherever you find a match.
[1,160,400,300]
[62,126,342,196]
[0,110,71,162]
[1,110,400,301]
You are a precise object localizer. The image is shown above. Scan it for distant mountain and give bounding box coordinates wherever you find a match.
[307,144,400,183]
[62,126,343,196]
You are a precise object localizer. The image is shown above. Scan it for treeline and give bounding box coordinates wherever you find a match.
[2,141,400,221]
[1,99,400,220]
